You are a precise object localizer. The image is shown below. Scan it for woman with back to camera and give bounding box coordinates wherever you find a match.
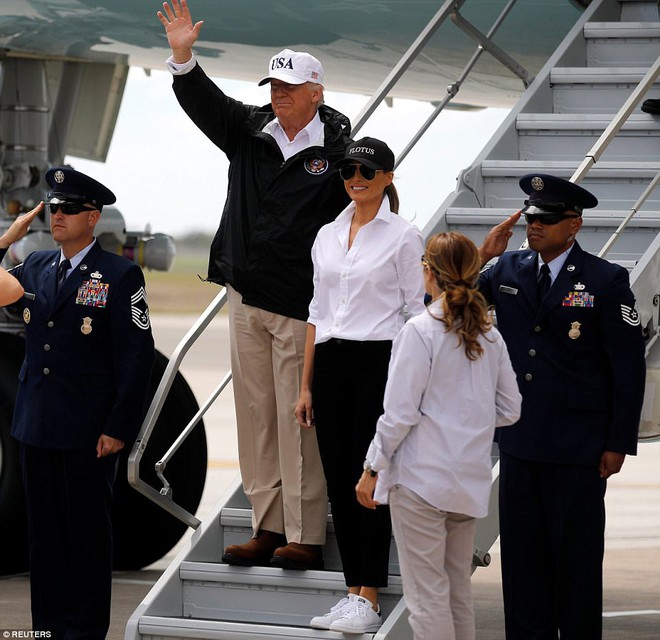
[295,137,426,634]
[356,232,522,640]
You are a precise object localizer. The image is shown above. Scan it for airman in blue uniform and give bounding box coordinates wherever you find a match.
[478,174,646,639]
[0,168,155,639]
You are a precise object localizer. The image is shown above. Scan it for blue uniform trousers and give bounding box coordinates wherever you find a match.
[499,452,606,640]
[20,444,118,640]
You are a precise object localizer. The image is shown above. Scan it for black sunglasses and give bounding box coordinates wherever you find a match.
[339,164,381,181]
[524,212,580,225]
[47,202,97,215]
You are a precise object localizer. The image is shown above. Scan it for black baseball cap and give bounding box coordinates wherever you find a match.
[336,137,395,172]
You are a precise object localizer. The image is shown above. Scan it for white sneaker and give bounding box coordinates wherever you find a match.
[329,595,382,634]
[310,594,357,630]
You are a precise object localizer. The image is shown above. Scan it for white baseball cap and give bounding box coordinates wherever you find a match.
[258,49,324,86]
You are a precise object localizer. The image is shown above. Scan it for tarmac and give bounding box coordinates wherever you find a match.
[1,313,659,639]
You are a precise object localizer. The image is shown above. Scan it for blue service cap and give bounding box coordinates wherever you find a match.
[45,167,116,209]
[519,173,597,214]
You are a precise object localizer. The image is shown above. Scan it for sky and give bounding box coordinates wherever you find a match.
[67,66,509,239]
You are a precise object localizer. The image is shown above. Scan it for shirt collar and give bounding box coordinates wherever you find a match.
[538,244,573,281]
[263,111,324,147]
[60,238,96,272]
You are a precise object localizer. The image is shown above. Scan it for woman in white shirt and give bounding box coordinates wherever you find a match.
[295,137,425,634]
[356,231,522,640]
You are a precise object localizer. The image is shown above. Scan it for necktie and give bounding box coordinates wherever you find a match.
[57,259,71,291]
[538,263,551,300]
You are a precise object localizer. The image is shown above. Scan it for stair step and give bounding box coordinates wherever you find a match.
[219,507,401,575]
[179,562,402,627]
[481,160,660,179]
[550,67,660,113]
[476,164,660,212]
[516,113,660,130]
[445,207,658,265]
[514,114,659,161]
[138,615,353,639]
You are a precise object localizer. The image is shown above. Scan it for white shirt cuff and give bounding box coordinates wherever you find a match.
[166,54,197,75]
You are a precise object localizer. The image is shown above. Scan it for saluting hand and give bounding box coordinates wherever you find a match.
[478,210,522,266]
[157,0,204,64]
[0,202,43,250]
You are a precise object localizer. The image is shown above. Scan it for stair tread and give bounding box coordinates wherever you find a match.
[139,615,341,638]
[552,67,658,82]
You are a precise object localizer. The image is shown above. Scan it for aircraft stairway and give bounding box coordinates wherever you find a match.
[424,0,660,446]
[126,0,659,638]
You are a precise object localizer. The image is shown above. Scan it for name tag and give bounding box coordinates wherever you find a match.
[499,285,518,295]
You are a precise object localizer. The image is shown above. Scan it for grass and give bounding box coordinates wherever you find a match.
[144,244,223,314]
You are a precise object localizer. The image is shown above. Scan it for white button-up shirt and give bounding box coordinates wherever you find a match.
[366,298,522,517]
[308,196,426,343]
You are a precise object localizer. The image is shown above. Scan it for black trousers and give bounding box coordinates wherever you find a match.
[499,452,606,640]
[20,444,118,640]
[313,338,393,588]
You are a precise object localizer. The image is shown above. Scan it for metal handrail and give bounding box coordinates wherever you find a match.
[396,0,524,167]
[127,287,229,528]
[572,55,660,185]
[352,0,530,151]
[572,55,660,258]
[519,55,660,253]
[599,170,660,259]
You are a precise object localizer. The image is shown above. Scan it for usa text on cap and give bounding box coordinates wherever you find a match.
[258,49,324,86]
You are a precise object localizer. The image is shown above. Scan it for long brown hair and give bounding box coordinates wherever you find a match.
[424,232,491,360]
[384,183,399,214]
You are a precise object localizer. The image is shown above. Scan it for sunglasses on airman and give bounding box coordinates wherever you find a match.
[524,212,580,225]
[47,202,97,215]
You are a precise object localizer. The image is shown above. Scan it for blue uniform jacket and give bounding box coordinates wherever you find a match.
[480,242,645,465]
[10,241,155,450]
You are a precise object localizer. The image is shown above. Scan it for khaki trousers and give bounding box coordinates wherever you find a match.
[390,484,476,640]
[227,285,327,544]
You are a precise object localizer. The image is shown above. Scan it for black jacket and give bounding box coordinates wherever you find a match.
[173,64,352,320]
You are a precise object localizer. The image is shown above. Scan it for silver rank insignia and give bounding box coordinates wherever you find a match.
[23,308,31,324]
[130,287,151,330]
[621,304,640,327]
[568,321,581,340]
[81,317,93,335]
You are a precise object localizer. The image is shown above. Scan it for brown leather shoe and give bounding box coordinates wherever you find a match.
[270,542,324,570]
[222,530,287,566]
